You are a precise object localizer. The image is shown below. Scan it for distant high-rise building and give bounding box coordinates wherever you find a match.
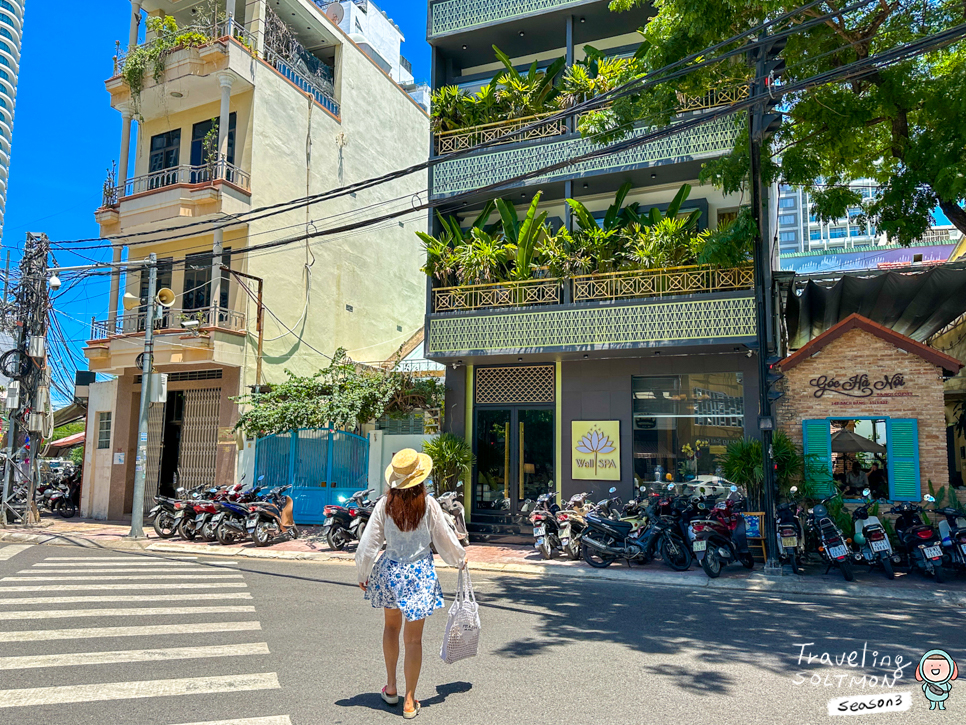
[0,0,23,241]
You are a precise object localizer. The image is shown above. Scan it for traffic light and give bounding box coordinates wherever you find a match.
[765,354,784,404]
[750,34,787,139]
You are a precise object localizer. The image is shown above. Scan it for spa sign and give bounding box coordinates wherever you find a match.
[572,421,621,481]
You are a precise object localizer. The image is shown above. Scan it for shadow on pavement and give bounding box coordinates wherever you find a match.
[335,682,472,711]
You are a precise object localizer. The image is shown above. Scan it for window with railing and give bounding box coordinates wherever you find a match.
[149,129,181,189]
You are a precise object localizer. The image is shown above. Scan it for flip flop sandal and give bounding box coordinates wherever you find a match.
[381,687,399,706]
[403,700,421,719]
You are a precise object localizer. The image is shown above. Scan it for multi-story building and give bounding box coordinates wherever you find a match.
[80,0,428,520]
[776,180,961,272]
[422,1,765,542]
[0,0,24,241]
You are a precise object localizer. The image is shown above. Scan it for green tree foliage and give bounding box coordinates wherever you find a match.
[422,434,475,495]
[719,430,804,508]
[233,349,445,437]
[602,0,966,242]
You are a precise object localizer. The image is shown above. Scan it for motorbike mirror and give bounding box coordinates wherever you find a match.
[176,487,185,493]
[639,486,646,492]
[730,485,738,492]
[338,496,347,503]
[924,494,936,503]
[790,486,798,494]
[667,483,675,491]
[258,475,265,482]
[609,487,617,494]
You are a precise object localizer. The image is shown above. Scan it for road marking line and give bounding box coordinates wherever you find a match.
[0,642,270,670]
[0,592,254,605]
[22,568,227,574]
[0,672,280,708]
[3,574,244,581]
[0,620,261,642]
[43,556,200,561]
[0,582,248,592]
[0,545,32,560]
[2,605,257,620]
[171,717,292,725]
[32,561,237,567]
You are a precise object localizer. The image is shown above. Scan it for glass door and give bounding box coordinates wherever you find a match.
[474,407,554,515]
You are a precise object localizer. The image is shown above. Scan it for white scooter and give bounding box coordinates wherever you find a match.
[851,487,899,580]
[436,490,470,547]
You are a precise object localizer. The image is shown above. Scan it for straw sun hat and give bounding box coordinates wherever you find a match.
[384,448,433,490]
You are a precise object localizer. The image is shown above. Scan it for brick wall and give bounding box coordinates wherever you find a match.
[777,327,949,488]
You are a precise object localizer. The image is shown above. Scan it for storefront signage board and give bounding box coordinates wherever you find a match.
[572,421,621,481]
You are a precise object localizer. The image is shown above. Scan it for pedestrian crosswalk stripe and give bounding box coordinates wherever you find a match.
[3,574,244,581]
[2,605,257,620]
[172,717,292,725]
[0,642,270,670]
[43,556,200,561]
[0,592,254,605]
[0,672,281,708]
[0,620,261,642]
[0,582,248,592]
[22,568,232,574]
[0,545,32,561]
[32,561,237,568]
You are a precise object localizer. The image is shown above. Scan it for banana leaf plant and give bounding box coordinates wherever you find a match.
[566,181,641,233]
[492,45,566,118]
[418,200,495,284]
[496,192,548,281]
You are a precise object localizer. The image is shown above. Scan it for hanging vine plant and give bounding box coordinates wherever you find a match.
[121,16,212,119]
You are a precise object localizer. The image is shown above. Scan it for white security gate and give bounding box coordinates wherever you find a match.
[178,388,221,491]
[142,402,166,513]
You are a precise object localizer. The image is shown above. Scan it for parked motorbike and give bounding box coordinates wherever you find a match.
[933,502,966,575]
[642,484,693,571]
[691,485,754,578]
[556,492,592,560]
[807,496,854,582]
[892,497,946,583]
[321,488,374,550]
[35,480,75,518]
[580,487,652,568]
[851,488,899,579]
[436,490,469,547]
[148,494,182,538]
[246,484,299,546]
[775,486,807,574]
[530,492,562,560]
[211,475,265,545]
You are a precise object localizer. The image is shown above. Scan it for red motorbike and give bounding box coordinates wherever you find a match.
[690,486,755,578]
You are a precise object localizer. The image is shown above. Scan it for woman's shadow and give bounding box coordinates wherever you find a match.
[336,682,472,713]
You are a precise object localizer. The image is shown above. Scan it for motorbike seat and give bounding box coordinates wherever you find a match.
[587,514,632,536]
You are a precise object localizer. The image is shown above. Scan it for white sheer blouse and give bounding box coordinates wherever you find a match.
[355,495,466,584]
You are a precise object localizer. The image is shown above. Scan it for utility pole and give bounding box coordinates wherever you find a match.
[129,252,158,538]
[749,32,787,573]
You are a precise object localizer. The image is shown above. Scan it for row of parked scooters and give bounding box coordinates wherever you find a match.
[147,474,300,547]
[529,483,966,583]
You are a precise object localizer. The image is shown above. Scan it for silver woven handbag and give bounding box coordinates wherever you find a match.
[440,566,480,664]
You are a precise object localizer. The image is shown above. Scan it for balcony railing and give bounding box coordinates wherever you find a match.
[90,306,247,341]
[572,264,754,302]
[102,161,251,207]
[435,112,567,154]
[263,45,340,117]
[431,264,754,312]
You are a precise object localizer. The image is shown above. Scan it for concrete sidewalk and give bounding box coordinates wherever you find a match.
[3,517,965,608]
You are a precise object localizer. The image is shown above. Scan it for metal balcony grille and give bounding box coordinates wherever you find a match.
[475,365,555,405]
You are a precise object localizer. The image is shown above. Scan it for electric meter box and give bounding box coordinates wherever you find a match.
[148,373,168,404]
[4,381,19,409]
[27,336,45,359]
[27,412,45,432]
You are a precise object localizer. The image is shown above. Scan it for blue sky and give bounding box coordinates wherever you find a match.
[2,1,432,405]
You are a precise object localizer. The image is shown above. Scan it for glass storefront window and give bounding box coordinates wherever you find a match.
[632,373,745,486]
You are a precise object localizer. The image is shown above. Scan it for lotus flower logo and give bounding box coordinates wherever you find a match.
[575,427,616,474]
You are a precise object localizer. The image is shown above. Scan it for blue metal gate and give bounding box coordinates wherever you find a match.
[253,428,370,524]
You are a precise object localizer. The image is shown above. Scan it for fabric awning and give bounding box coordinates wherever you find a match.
[786,265,966,349]
[831,429,887,454]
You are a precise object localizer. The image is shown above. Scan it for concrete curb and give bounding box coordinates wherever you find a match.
[3,529,964,608]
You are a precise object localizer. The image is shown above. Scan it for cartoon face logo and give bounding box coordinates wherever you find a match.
[916,649,958,711]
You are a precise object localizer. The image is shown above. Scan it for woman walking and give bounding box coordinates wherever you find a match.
[356,449,467,719]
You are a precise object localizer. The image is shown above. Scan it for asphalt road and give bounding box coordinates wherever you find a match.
[0,542,964,725]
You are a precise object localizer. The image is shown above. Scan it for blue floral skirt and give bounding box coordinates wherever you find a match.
[365,553,444,621]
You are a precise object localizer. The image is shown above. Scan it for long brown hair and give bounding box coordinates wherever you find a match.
[385,483,427,532]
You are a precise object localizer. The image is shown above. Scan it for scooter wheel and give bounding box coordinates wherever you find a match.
[153,512,177,539]
[177,518,197,541]
[565,538,581,560]
[933,565,946,584]
[327,527,348,551]
[252,520,277,547]
[741,553,755,569]
[660,536,692,571]
[701,549,722,578]
[201,521,219,542]
[539,541,553,560]
[840,559,855,582]
[880,556,895,580]
[216,523,240,546]
[57,500,76,519]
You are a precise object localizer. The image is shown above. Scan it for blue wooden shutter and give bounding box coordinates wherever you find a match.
[802,419,834,497]
[888,419,920,501]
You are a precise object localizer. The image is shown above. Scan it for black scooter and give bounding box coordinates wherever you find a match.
[807,496,854,581]
[321,488,374,550]
[891,499,946,583]
[530,492,562,560]
[246,485,299,547]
